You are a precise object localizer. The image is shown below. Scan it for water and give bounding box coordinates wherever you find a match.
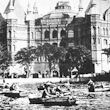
[0,81,110,110]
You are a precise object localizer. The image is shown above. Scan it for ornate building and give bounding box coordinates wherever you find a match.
[35,1,77,47]
[67,0,110,73]
[0,0,37,63]
[0,0,110,74]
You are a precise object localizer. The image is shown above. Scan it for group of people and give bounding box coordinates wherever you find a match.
[42,82,70,98]
[42,79,96,99]
[2,79,19,91]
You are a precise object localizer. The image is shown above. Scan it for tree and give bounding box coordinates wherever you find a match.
[14,46,37,77]
[37,43,66,74]
[63,45,92,75]
[0,44,11,77]
[38,43,56,73]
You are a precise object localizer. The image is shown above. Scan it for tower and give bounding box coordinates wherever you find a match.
[25,0,35,47]
[33,0,38,19]
[79,0,83,12]
[5,0,17,65]
[77,0,84,17]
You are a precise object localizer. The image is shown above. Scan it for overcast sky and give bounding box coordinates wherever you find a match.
[0,0,90,16]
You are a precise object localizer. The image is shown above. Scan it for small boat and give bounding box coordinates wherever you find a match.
[1,90,20,98]
[0,90,28,98]
[95,87,110,92]
[29,96,76,106]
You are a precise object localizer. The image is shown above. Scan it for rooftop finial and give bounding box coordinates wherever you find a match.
[9,0,14,11]
[79,0,83,11]
[27,0,33,13]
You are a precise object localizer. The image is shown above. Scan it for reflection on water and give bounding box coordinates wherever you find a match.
[0,81,110,110]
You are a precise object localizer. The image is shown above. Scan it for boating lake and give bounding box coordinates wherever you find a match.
[0,81,110,110]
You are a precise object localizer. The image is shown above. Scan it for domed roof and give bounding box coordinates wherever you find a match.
[42,1,77,19]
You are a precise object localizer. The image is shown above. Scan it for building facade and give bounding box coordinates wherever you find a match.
[0,0,110,74]
[67,0,110,73]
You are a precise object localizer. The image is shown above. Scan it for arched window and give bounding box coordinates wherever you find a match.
[31,32,34,39]
[98,38,100,44]
[60,30,66,38]
[106,28,108,35]
[93,26,96,35]
[44,30,50,39]
[103,28,105,35]
[9,31,11,39]
[13,45,16,51]
[98,27,100,35]
[68,30,74,38]
[93,38,96,44]
[52,30,58,38]
[13,30,15,38]
[103,39,107,45]
[8,45,11,51]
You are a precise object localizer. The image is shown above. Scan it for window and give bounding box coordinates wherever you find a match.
[53,43,57,46]
[52,30,58,38]
[103,28,105,35]
[106,28,108,35]
[13,30,15,38]
[44,30,50,39]
[93,38,96,44]
[93,26,96,35]
[61,30,66,38]
[31,32,34,39]
[68,30,74,38]
[98,27,100,35]
[13,45,16,51]
[8,45,11,51]
[98,38,100,44]
[9,31,11,39]
[103,39,107,45]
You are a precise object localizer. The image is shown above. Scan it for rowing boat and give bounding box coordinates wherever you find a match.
[0,90,28,98]
[29,96,76,106]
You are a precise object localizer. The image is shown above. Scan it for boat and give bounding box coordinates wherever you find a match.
[0,90,28,98]
[0,90,20,98]
[29,96,76,106]
[95,87,110,92]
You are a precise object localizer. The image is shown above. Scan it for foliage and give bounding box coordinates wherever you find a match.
[0,44,11,71]
[66,45,91,69]
[59,45,92,76]
[14,46,37,77]
[36,43,66,72]
[15,46,37,65]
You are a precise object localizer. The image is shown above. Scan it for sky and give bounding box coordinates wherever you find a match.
[0,0,90,16]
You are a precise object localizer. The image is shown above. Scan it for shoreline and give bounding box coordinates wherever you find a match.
[0,78,69,85]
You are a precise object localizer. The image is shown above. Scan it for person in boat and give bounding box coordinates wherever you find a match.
[10,83,19,91]
[42,83,58,98]
[95,82,104,88]
[87,79,95,92]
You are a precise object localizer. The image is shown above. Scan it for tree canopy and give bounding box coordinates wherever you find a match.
[0,44,11,71]
[15,46,37,65]
[14,46,37,77]
[14,44,93,77]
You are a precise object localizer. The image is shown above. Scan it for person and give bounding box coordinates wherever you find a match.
[42,83,58,98]
[87,79,95,92]
[10,83,19,91]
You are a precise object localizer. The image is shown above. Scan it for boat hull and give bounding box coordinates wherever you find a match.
[29,97,76,106]
[95,88,110,92]
[1,91,20,98]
